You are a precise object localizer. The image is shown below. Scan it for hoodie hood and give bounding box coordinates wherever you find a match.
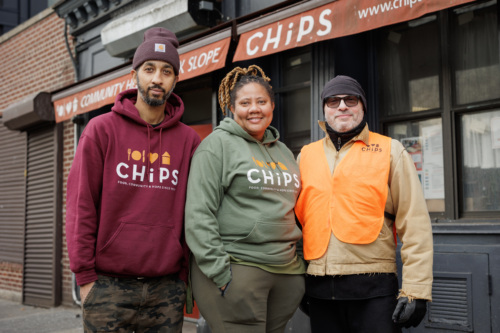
[110,88,186,176]
[216,117,280,144]
[112,88,184,129]
[185,116,303,282]
[66,86,200,286]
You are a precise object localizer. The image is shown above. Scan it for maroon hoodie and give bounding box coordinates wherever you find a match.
[66,89,200,286]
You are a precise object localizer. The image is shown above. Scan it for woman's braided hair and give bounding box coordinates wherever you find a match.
[218,65,274,115]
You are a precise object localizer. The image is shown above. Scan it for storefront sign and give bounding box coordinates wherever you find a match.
[54,38,231,123]
[179,37,230,81]
[233,0,476,62]
[54,75,135,123]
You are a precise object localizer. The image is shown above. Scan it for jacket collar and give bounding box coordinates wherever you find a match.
[318,120,370,146]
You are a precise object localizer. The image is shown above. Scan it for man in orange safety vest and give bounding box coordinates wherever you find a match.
[295,75,433,333]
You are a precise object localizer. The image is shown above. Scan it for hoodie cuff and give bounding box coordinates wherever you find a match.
[179,268,188,285]
[75,269,98,286]
[213,268,232,289]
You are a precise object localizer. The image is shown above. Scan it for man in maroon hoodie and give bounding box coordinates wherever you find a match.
[66,27,200,332]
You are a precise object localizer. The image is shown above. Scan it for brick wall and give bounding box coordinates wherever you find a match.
[61,120,75,306]
[0,262,23,301]
[0,11,75,112]
[0,9,75,304]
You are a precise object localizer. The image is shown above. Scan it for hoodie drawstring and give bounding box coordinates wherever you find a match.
[147,126,151,183]
[159,127,163,173]
[146,125,164,183]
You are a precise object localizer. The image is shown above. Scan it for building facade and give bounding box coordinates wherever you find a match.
[0,0,498,331]
[0,3,75,306]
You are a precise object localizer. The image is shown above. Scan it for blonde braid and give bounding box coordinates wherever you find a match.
[218,65,271,115]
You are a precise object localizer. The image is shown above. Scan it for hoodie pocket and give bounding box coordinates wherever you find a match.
[225,220,298,262]
[231,220,296,244]
[96,222,183,277]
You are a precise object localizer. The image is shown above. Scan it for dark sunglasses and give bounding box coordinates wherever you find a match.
[325,95,360,108]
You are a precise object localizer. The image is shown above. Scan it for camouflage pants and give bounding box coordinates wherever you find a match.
[82,274,186,333]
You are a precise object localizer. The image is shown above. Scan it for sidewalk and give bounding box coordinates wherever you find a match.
[0,298,197,333]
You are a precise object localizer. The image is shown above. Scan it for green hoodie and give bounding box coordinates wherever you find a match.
[185,118,303,288]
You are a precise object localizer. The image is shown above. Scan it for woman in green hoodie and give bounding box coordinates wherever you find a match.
[185,65,305,333]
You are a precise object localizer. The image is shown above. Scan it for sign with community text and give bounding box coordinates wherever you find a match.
[54,37,231,123]
[233,0,476,62]
[54,74,135,123]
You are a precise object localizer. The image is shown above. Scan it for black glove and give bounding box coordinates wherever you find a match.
[392,297,427,328]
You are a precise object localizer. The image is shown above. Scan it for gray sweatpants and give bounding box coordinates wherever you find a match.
[191,260,304,333]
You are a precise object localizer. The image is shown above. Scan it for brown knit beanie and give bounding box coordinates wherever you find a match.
[321,75,367,113]
[132,27,180,75]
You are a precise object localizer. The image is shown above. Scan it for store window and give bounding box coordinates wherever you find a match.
[176,76,214,141]
[0,0,55,34]
[452,1,500,105]
[452,1,500,215]
[376,16,440,115]
[277,48,311,155]
[377,16,444,213]
[377,0,500,219]
[460,110,500,212]
[177,82,212,125]
[388,119,445,212]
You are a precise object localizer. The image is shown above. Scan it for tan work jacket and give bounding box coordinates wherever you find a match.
[298,122,433,300]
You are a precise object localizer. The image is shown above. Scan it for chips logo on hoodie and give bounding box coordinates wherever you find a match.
[116,147,179,188]
[116,148,179,190]
[248,157,300,190]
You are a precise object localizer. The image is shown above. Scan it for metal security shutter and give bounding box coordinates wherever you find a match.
[23,124,63,307]
[0,119,27,263]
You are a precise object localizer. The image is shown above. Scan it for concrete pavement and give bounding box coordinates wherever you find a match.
[0,298,197,333]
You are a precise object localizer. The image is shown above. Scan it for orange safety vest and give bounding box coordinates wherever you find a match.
[295,132,391,260]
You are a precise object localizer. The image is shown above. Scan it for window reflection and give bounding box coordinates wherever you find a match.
[283,52,311,86]
[461,110,500,211]
[377,16,440,115]
[279,48,311,156]
[282,88,311,155]
[388,118,445,212]
[452,1,500,105]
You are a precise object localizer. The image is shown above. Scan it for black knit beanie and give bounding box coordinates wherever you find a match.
[132,27,180,75]
[321,75,367,113]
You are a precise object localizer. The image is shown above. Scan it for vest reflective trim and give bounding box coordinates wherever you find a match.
[296,132,391,260]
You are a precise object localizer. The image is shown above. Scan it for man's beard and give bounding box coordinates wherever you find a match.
[137,76,174,107]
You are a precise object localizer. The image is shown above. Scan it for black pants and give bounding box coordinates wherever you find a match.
[308,295,401,333]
